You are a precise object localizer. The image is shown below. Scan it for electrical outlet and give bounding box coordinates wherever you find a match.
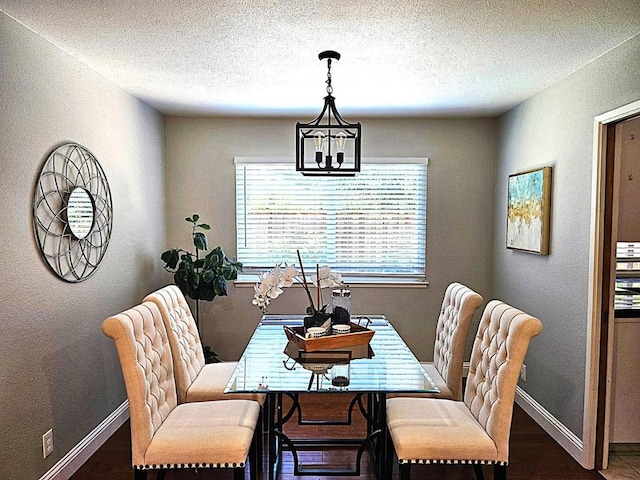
[520,364,527,382]
[42,429,54,458]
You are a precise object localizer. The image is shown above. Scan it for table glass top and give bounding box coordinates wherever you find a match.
[224,315,440,394]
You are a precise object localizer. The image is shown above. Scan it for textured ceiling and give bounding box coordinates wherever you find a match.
[2,1,640,116]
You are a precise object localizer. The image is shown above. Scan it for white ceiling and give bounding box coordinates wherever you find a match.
[2,1,640,117]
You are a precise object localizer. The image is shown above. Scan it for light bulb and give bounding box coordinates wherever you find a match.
[314,131,326,152]
[335,131,346,165]
[335,131,347,153]
[314,131,325,166]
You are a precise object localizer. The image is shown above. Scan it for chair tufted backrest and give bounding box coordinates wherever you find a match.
[464,300,543,463]
[432,283,483,400]
[102,302,177,466]
[144,285,205,404]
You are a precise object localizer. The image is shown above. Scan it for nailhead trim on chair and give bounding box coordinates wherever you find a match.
[398,459,508,466]
[134,462,245,469]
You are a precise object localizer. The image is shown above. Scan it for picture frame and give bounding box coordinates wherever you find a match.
[507,166,552,255]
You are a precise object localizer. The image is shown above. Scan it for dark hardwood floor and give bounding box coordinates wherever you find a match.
[71,394,602,480]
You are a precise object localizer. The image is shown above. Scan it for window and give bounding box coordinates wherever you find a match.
[235,157,427,283]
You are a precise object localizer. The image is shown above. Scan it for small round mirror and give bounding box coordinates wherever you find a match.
[67,187,95,239]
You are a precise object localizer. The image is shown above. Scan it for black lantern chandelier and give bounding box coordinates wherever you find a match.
[296,51,361,176]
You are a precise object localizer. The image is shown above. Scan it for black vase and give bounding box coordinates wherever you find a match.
[303,310,331,329]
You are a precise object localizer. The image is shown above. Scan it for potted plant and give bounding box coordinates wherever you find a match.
[161,214,242,363]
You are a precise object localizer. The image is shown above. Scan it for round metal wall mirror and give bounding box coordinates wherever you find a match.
[33,143,113,282]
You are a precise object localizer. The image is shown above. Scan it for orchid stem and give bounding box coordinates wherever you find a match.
[297,250,316,312]
[316,263,321,309]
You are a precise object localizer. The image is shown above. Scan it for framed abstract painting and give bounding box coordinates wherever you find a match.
[507,166,552,255]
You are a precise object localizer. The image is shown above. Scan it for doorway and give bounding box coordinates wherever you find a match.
[585,100,640,476]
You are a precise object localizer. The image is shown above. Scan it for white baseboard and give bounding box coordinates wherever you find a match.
[515,386,586,467]
[40,400,129,480]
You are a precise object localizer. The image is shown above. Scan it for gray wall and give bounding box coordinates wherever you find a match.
[0,13,167,479]
[164,116,498,362]
[494,34,640,439]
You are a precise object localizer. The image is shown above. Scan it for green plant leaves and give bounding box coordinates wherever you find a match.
[160,249,179,269]
[189,269,200,289]
[221,259,241,280]
[193,232,208,251]
[202,269,214,283]
[160,214,243,303]
[173,268,189,294]
[214,276,228,297]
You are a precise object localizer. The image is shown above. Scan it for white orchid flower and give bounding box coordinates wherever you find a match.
[252,294,265,308]
[281,264,298,287]
[259,270,283,299]
[313,265,343,288]
[252,284,270,309]
[253,259,339,313]
[272,265,282,282]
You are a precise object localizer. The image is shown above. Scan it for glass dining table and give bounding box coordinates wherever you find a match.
[224,314,440,480]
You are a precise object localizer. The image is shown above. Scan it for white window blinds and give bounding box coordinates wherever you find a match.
[235,157,427,280]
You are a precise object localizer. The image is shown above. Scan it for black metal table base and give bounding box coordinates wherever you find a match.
[267,392,387,480]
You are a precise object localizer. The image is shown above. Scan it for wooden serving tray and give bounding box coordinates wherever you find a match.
[284,340,373,362]
[283,322,375,353]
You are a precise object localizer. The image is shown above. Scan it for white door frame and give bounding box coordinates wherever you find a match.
[584,99,640,469]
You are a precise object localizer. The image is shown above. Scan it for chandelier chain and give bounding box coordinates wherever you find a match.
[325,59,333,95]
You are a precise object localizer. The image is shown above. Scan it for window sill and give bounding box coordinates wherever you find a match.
[234,274,428,288]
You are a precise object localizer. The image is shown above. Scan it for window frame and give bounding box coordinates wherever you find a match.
[234,156,429,287]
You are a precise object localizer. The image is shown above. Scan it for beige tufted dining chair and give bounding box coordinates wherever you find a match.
[143,285,265,405]
[386,300,543,480]
[389,282,483,401]
[425,282,483,400]
[102,301,260,480]
[144,285,266,470]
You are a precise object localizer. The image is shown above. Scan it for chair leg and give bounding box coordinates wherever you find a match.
[384,430,394,480]
[399,462,411,480]
[233,466,245,480]
[250,428,258,480]
[133,469,146,480]
[256,409,263,473]
[494,464,507,480]
[263,396,270,430]
[473,464,485,480]
[156,470,166,480]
